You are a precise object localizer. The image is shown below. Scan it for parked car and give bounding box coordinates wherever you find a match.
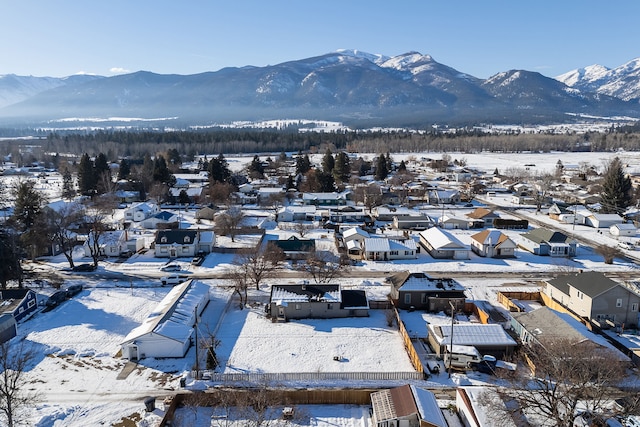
[46,290,68,308]
[618,241,635,250]
[65,284,83,297]
[72,263,96,272]
[160,263,181,272]
[191,256,204,266]
[161,274,188,286]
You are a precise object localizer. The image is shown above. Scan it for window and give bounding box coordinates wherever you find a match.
[404,294,411,305]
[390,251,398,256]
[161,236,167,243]
[616,298,623,308]
[27,299,35,309]
[327,304,333,310]
[295,304,301,310]
[184,236,191,243]
[19,307,24,313]
[632,303,638,312]
[421,293,427,304]
[576,291,583,300]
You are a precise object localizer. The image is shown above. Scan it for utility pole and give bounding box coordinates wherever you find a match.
[448,300,455,378]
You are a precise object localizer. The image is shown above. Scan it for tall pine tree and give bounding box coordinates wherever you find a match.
[77,153,96,196]
[600,157,632,214]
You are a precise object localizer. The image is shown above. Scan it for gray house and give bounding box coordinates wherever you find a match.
[388,272,466,311]
[519,228,576,257]
[544,271,640,327]
[268,284,369,322]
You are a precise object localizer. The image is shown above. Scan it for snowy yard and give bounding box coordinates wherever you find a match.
[216,308,415,374]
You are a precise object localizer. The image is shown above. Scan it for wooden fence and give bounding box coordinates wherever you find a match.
[191,370,423,384]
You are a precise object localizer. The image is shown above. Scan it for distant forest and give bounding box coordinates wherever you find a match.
[3,126,640,166]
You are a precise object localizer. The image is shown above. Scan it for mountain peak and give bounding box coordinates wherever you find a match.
[334,49,389,64]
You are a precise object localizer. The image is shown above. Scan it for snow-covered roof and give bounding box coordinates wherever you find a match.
[411,386,448,427]
[428,324,517,347]
[419,227,467,250]
[364,237,390,252]
[270,284,341,303]
[342,226,370,240]
[121,280,209,344]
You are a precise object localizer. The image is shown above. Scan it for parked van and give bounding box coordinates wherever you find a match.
[443,345,482,370]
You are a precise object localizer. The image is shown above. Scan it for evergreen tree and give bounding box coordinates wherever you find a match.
[61,168,76,200]
[208,153,231,184]
[117,159,131,180]
[295,152,311,175]
[0,230,23,288]
[153,156,174,186]
[385,152,393,172]
[94,153,111,194]
[322,148,335,173]
[317,170,336,193]
[77,153,96,196]
[600,157,632,213]
[398,160,407,173]
[248,155,264,178]
[332,151,351,183]
[375,154,389,181]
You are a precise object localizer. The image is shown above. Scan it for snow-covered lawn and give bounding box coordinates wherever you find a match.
[217,308,415,374]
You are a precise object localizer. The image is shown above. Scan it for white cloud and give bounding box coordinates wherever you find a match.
[109,67,130,74]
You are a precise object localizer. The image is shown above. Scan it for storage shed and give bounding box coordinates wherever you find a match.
[120,280,210,360]
[610,223,637,237]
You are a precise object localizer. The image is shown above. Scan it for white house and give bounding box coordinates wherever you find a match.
[120,280,210,360]
[363,237,417,261]
[584,213,624,229]
[276,206,316,222]
[142,211,178,229]
[419,227,470,259]
[124,202,159,222]
[610,223,637,237]
[438,215,469,230]
[154,229,200,258]
[470,229,517,258]
[83,230,128,257]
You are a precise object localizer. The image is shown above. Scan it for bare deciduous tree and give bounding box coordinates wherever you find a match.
[215,207,245,242]
[44,203,84,269]
[233,244,285,290]
[594,243,622,264]
[482,339,636,427]
[296,250,347,283]
[0,340,39,427]
[82,195,118,267]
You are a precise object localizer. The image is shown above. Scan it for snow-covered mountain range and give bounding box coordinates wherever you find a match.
[0,50,639,129]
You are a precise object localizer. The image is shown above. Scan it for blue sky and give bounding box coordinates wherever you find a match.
[2,1,639,79]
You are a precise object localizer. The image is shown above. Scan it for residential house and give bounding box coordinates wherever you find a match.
[519,228,576,257]
[544,271,640,327]
[83,230,130,258]
[372,205,419,222]
[392,215,434,231]
[470,229,516,258]
[276,206,316,222]
[438,215,469,230]
[427,323,518,358]
[124,202,158,223]
[370,385,448,427]
[342,227,370,260]
[388,272,466,311]
[466,207,499,228]
[301,191,350,206]
[419,227,470,259]
[142,211,178,229]
[0,288,38,322]
[362,237,417,261]
[510,306,630,362]
[270,236,315,260]
[427,189,460,205]
[610,223,637,237]
[120,280,210,360]
[196,230,216,254]
[267,283,369,321]
[584,213,624,229]
[154,229,200,258]
[195,206,217,221]
[169,186,203,204]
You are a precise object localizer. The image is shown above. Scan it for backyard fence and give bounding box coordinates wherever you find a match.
[190,370,424,384]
